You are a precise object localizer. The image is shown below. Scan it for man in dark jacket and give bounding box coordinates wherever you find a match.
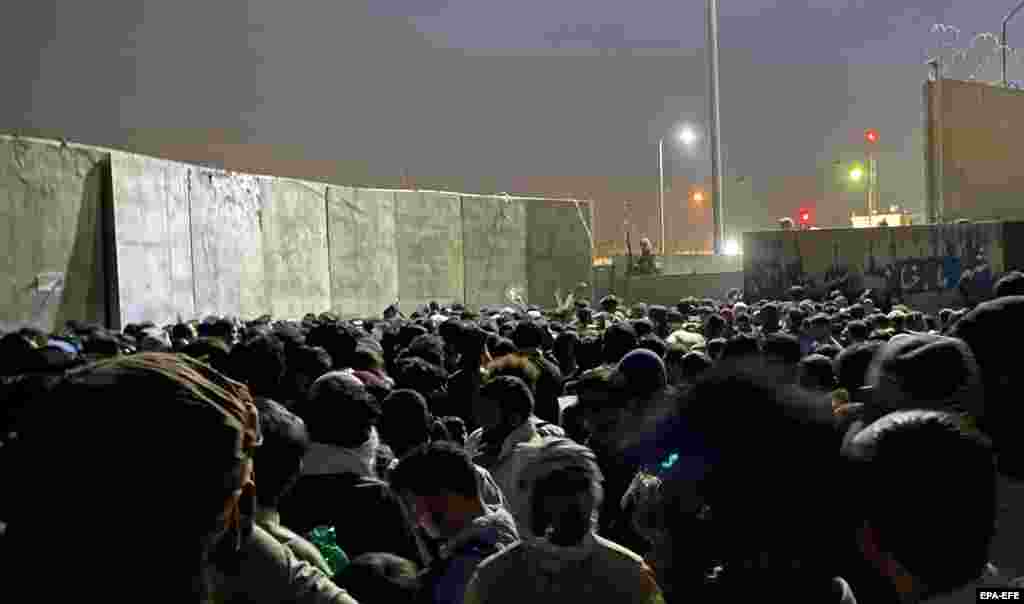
[510,321,563,426]
[282,371,429,569]
[391,442,519,604]
[842,410,997,603]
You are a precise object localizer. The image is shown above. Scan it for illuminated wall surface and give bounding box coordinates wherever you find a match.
[925,79,1024,223]
[743,221,1024,311]
[0,135,592,331]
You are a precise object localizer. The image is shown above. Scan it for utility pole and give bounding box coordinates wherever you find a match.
[707,0,725,254]
[864,129,879,215]
[658,138,666,255]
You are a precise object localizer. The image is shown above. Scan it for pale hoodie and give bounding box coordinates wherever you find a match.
[464,439,666,604]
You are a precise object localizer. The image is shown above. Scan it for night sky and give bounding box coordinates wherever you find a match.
[1,1,1016,249]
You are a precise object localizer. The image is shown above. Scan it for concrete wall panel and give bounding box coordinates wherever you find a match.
[625,272,745,306]
[927,80,1024,222]
[109,151,194,328]
[744,222,1006,311]
[526,200,593,308]
[1,136,597,327]
[262,178,331,320]
[462,196,527,309]
[0,136,108,332]
[396,191,464,310]
[189,168,267,320]
[327,187,399,318]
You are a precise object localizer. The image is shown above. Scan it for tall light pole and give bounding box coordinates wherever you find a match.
[865,129,879,215]
[658,138,665,255]
[707,0,725,254]
[1003,0,1024,86]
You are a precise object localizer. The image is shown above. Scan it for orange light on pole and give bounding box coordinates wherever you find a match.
[692,190,705,203]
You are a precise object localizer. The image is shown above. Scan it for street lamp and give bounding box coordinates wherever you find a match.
[679,127,699,147]
[659,125,700,255]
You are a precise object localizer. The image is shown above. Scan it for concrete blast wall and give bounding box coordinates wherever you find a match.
[925,79,1024,223]
[527,200,593,309]
[396,191,465,312]
[189,168,267,320]
[262,178,332,320]
[591,270,744,307]
[743,222,1020,312]
[462,195,528,309]
[0,138,109,333]
[327,187,399,319]
[0,135,592,330]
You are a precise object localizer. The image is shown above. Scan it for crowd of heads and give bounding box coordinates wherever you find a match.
[4,269,1024,603]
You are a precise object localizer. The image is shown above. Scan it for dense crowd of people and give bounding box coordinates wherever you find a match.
[4,268,1024,603]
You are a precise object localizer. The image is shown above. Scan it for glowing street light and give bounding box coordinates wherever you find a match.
[692,190,706,203]
[679,126,699,147]
[723,238,741,256]
[659,124,703,254]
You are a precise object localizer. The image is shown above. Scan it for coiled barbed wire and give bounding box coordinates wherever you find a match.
[927,24,1024,84]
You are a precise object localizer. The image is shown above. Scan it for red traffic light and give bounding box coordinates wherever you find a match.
[865,129,878,144]
[799,209,811,224]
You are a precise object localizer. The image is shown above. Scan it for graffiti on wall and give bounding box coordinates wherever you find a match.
[864,256,963,294]
[744,226,998,306]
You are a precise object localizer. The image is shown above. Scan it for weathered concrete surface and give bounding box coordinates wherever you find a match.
[926,79,1024,223]
[625,272,744,306]
[396,191,465,311]
[109,151,195,328]
[189,167,268,320]
[262,178,331,320]
[743,222,1006,311]
[0,136,109,332]
[327,187,399,318]
[608,253,742,276]
[462,196,527,309]
[2,135,597,326]
[526,200,593,308]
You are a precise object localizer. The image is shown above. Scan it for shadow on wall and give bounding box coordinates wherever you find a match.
[7,148,109,334]
[52,161,107,331]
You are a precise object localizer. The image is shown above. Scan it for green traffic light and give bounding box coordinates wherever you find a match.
[849,166,864,182]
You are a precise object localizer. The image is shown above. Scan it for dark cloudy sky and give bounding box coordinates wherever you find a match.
[1,1,1015,246]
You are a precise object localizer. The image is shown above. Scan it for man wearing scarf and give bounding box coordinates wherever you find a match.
[4,352,357,604]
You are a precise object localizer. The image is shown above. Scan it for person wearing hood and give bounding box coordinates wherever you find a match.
[4,353,358,604]
[390,441,519,604]
[464,438,665,604]
[840,334,984,449]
